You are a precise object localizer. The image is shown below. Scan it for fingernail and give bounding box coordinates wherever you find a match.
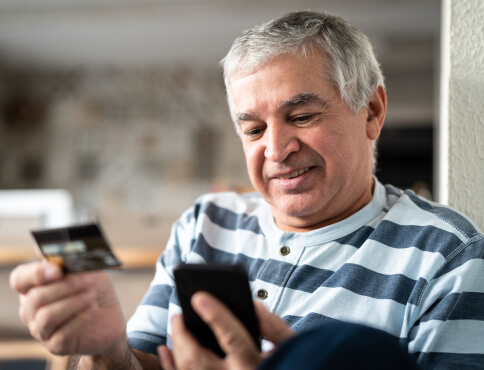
[256,301,269,318]
[43,264,59,281]
[170,314,180,324]
[158,345,166,359]
[192,294,211,312]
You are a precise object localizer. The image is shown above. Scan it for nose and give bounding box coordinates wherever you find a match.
[264,125,300,163]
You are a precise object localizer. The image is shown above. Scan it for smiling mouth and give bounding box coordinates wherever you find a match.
[278,167,310,180]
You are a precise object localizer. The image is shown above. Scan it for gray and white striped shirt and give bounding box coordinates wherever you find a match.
[127,179,484,369]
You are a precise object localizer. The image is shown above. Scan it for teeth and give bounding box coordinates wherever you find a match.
[279,168,309,180]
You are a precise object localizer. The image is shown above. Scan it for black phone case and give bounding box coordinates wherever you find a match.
[174,263,261,358]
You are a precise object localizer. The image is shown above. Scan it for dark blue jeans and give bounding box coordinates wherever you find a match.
[258,322,419,370]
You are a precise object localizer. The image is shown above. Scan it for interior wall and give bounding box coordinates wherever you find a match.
[444,0,484,230]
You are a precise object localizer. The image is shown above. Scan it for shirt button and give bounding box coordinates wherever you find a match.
[279,246,290,256]
[257,289,268,300]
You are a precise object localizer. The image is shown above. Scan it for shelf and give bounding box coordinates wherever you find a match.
[0,246,161,269]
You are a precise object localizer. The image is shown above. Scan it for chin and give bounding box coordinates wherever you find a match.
[272,198,323,220]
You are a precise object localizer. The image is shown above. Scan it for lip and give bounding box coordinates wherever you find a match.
[276,167,311,180]
[269,167,315,190]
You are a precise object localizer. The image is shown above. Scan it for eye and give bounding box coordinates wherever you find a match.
[244,127,265,139]
[292,114,314,123]
[291,113,322,126]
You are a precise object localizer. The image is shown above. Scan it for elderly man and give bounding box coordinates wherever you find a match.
[10,11,484,370]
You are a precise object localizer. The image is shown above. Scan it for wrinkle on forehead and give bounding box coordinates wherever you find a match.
[277,91,329,110]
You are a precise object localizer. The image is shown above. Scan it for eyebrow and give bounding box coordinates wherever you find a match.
[277,92,327,110]
[236,112,256,122]
[235,92,327,123]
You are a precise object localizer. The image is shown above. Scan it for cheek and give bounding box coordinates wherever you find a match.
[310,135,339,161]
[309,132,354,172]
[326,130,371,173]
[243,144,265,183]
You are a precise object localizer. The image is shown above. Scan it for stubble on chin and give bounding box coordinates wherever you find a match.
[269,191,325,226]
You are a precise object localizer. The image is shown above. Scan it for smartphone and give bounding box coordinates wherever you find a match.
[174,263,261,358]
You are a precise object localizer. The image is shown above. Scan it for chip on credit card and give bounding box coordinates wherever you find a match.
[31,223,122,273]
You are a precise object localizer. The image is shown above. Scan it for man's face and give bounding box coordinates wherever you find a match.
[229,52,384,231]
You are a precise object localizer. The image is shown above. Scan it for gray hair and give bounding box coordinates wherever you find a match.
[220,10,385,129]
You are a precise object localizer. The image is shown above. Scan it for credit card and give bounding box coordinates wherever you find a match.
[31,223,122,273]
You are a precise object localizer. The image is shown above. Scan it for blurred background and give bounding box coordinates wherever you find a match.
[0,0,440,367]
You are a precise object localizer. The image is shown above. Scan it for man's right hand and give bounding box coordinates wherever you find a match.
[9,260,127,358]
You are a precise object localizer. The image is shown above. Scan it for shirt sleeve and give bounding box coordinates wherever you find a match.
[409,237,484,369]
[126,202,199,354]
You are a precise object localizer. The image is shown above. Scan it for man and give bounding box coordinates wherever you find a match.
[10,11,484,369]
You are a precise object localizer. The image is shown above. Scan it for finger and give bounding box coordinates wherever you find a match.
[170,314,201,356]
[29,289,96,342]
[41,302,97,356]
[192,292,259,366]
[158,345,176,370]
[20,274,92,323]
[254,302,294,345]
[43,295,126,357]
[170,314,220,369]
[10,260,63,294]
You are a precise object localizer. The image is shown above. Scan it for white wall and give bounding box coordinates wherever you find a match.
[440,0,484,230]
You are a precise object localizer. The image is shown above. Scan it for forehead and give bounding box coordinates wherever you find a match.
[228,52,335,112]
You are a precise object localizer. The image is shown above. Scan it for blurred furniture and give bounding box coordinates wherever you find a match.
[0,340,69,370]
[0,189,74,264]
[0,189,73,227]
[0,188,161,268]
[0,189,160,370]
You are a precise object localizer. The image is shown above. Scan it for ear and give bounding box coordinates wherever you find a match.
[366,85,387,140]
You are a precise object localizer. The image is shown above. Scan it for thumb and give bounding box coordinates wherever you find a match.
[254,302,294,345]
[192,292,260,367]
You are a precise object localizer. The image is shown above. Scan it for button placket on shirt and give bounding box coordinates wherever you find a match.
[279,246,290,256]
[256,289,269,300]
[254,235,299,304]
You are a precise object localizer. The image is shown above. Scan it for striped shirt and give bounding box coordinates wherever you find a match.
[127,179,484,369]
